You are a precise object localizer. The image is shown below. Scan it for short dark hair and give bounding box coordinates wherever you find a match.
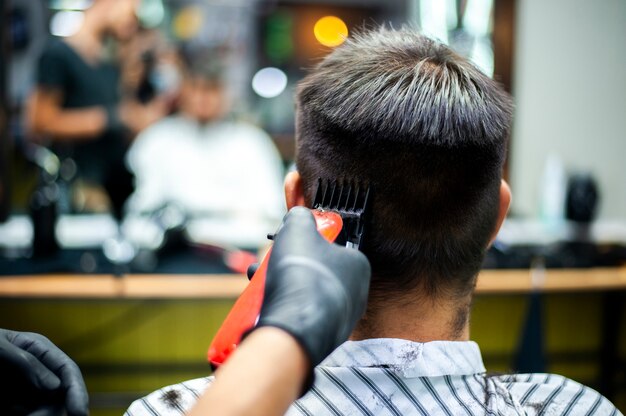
[179,47,224,85]
[185,61,224,86]
[295,28,513,301]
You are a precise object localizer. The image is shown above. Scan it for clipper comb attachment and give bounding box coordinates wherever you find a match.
[312,179,371,249]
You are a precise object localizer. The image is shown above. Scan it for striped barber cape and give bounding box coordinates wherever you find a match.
[125,338,621,415]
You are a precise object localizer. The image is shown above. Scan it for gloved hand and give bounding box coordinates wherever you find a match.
[255,207,371,369]
[0,329,89,416]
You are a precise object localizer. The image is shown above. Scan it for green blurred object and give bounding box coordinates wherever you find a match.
[48,0,92,11]
[137,0,165,28]
[265,12,294,65]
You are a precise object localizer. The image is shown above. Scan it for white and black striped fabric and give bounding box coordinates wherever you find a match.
[125,339,621,415]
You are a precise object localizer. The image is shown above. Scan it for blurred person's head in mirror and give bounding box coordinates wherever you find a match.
[179,61,229,124]
[84,0,140,42]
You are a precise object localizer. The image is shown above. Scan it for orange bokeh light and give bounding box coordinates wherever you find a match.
[314,16,348,47]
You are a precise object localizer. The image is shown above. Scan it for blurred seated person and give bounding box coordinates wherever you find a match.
[124,61,285,247]
[26,0,166,219]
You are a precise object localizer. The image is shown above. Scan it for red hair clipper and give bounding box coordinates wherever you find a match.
[207,179,370,368]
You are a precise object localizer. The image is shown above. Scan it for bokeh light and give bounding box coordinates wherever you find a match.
[50,10,84,37]
[172,6,204,40]
[251,67,288,98]
[48,0,91,10]
[265,12,294,64]
[314,16,348,47]
[137,0,165,29]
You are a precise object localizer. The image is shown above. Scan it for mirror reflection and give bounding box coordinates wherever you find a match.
[0,0,624,273]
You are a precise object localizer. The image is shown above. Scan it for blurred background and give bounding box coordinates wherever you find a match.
[0,0,624,414]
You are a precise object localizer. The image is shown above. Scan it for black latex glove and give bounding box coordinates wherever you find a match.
[255,207,371,369]
[0,329,89,416]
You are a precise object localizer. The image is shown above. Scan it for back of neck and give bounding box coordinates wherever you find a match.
[350,292,471,343]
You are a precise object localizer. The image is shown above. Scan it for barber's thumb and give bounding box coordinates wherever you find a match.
[281,207,316,232]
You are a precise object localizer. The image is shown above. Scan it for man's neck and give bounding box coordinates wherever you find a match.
[350,292,471,343]
[67,13,105,63]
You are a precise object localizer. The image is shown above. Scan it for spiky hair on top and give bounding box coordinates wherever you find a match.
[298,27,512,147]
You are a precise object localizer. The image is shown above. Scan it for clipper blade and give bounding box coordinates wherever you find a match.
[312,178,370,249]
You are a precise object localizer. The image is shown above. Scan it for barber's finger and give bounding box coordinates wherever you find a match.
[0,341,61,391]
[274,207,318,242]
[57,361,89,416]
[14,333,88,416]
[283,206,316,226]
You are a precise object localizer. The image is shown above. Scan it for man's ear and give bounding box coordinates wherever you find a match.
[489,179,512,246]
[284,171,306,210]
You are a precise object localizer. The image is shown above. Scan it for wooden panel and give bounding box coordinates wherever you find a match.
[0,274,248,299]
[477,268,626,294]
[1,268,625,299]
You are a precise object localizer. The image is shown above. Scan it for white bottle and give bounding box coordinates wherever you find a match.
[540,154,566,229]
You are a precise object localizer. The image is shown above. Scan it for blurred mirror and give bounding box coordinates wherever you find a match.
[2,0,625,274]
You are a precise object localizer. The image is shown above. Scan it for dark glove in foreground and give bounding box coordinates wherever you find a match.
[0,329,89,416]
[256,207,371,368]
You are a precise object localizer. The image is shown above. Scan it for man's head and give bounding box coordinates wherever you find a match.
[90,0,140,41]
[288,28,513,309]
[179,61,228,124]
